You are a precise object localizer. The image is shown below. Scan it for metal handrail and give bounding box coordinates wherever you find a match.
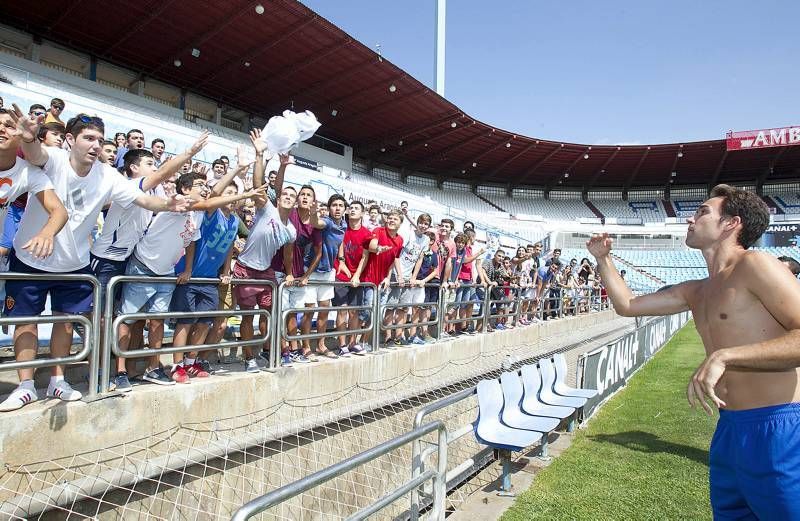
[0,272,101,399]
[380,282,441,333]
[101,275,276,391]
[231,420,448,521]
[275,280,378,359]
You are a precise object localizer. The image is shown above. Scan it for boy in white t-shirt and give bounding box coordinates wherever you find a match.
[117,171,266,386]
[0,108,188,411]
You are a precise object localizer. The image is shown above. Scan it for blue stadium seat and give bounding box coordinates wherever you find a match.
[538,360,587,408]
[474,380,542,452]
[499,372,560,432]
[519,365,575,419]
[552,353,598,399]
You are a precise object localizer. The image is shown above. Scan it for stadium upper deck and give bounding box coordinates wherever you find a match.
[1,0,799,193]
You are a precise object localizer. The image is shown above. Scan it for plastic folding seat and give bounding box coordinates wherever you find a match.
[499,372,560,432]
[551,354,598,399]
[538,360,586,408]
[518,365,575,419]
[474,380,542,451]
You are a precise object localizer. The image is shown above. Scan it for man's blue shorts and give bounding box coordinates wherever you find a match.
[170,283,219,325]
[710,402,800,520]
[4,252,94,316]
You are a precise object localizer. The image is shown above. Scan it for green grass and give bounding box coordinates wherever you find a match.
[502,321,717,521]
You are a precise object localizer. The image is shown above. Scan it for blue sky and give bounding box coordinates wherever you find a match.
[301,1,798,145]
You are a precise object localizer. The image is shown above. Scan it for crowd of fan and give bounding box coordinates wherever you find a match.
[0,97,606,413]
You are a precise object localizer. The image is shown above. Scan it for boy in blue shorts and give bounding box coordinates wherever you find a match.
[169,159,251,383]
[116,169,265,386]
[1,109,188,411]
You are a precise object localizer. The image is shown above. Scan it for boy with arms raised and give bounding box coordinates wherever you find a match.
[1,109,187,410]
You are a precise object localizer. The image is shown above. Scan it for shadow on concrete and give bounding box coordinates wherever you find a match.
[589,430,709,466]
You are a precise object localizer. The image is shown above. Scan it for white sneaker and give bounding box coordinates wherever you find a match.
[0,386,39,412]
[46,380,83,402]
[245,358,260,373]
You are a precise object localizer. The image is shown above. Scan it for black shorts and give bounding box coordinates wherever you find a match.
[170,283,219,325]
[332,285,364,307]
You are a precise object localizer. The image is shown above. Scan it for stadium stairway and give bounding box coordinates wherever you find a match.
[584,201,605,220]
[610,253,666,286]
[475,193,507,212]
[662,199,677,218]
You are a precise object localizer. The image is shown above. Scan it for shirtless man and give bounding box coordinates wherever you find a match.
[587,184,800,520]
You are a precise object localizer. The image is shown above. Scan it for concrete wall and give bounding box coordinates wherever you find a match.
[0,311,629,519]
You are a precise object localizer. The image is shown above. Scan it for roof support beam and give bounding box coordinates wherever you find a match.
[543,148,589,192]
[274,57,377,112]
[194,15,318,90]
[379,120,475,162]
[234,38,353,103]
[515,144,564,186]
[360,111,461,154]
[407,130,492,171]
[706,149,729,189]
[623,148,651,190]
[333,87,428,125]
[480,141,537,180]
[102,0,178,56]
[312,73,408,114]
[586,147,620,190]
[456,136,512,173]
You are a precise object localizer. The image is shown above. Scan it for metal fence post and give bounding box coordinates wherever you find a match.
[371,284,381,352]
[432,425,448,521]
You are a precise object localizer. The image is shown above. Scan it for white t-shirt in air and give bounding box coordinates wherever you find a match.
[134,210,203,275]
[14,147,143,272]
[237,203,296,271]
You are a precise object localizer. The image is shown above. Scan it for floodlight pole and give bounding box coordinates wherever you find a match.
[435,0,446,97]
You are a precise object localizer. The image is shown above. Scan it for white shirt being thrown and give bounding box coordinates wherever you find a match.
[14,147,143,272]
[237,203,296,271]
[90,177,157,261]
[134,210,204,275]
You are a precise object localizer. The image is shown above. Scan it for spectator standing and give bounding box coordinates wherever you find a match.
[44,98,64,125]
[151,138,165,167]
[114,128,145,169]
[410,231,439,342]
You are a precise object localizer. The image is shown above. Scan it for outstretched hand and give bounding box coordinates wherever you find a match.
[168,194,193,212]
[586,233,613,259]
[249,129,268,155]
[188,130,210,156]
[687,353,727,416]
[10,103,42,142]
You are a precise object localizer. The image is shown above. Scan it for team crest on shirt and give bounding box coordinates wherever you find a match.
[4,296,14,311]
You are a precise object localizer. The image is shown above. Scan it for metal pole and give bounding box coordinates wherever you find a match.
[434,0,446,96]
[372,284,381,352]
[432,422,448,520]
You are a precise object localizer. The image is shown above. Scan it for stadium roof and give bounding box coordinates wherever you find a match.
[4,0,799,190]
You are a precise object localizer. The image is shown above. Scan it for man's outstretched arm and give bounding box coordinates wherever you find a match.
[587,233,692,317]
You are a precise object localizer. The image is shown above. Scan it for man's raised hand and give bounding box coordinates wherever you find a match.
[279,153,293,167]
[188,130,210,156]
[10,103,41,142]
[168,194,192,212]
[586,233,613,259]
[249,128,268,155]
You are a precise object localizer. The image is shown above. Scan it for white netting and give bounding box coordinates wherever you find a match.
[0,315,634,520]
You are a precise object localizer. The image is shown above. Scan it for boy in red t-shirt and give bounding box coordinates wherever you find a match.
[333,201,374,355]
[361,209,404,349]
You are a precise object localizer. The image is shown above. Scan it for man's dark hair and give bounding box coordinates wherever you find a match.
[417,213,432,225]
[37,122,66,141]
[778,256,800,276]
[268,170,278,177]
[220,155,229,162]
[123,149,154,177]
[212,159,226,169]
[126,128,143,139]
[327,194,347,207]
[400,200,408,205]
[368,204,380,213]
[176,172,204,195]
[102,139,117,147]
[151,138,165,147]
[463,220,475,230]
[441,218,455,228]
[28,104,46,114]
[709,184,770,249]
[299,184,316,200]
[50,98,65,109]
[66,113,104,137]
[349,200,364,211]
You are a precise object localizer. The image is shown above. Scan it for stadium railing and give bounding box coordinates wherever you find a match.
[100,275,276,392]
[231,419,449,521]
[0,272,101,398]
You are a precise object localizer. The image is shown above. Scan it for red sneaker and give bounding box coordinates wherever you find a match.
[185,362,210,378]
[171,365,190,383]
